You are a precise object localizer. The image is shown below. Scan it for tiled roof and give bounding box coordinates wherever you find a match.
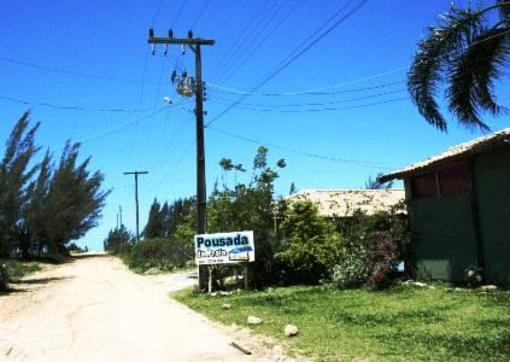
[380,128,510,182]
[285,189,405,217]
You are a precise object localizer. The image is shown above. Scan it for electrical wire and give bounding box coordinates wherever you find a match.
[206,0,371,127]
[208,96,408,113]
[209,1,271,83]
[206,126,389,168]
[209,88,406,109]
[0,95,151,113]
[214,0,291,85]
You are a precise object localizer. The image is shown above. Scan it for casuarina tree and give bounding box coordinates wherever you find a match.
[0,111,40,258]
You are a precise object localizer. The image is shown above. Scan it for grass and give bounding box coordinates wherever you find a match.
[2,259,42,280]
[173,284,510,361]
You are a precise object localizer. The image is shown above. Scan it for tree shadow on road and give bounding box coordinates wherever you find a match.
[1,276,73,296]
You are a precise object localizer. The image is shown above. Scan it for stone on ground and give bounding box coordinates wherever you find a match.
[247,316,262,325]
[284,324,299,337]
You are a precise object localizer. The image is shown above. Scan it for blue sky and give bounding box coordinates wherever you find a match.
[0,0,508,251]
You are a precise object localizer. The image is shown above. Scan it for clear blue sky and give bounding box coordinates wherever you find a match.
[0,0,508,251]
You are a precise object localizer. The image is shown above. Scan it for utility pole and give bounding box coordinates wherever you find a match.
[119,205,123,227]
[123,171,148,242]
[148,29,215,291]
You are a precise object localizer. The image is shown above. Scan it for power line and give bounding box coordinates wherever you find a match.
[207,126,389,169]
[0,55,158,84]
[0,95,151,113]
[208,78,407,97]
[207,96,408,114]
[214,0,292,85]
[191,0,210,29]
[209,88,406,109]
[209,1,270,83]
[206,0,371,127]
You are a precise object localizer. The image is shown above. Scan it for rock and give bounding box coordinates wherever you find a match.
[220,290,232,296]
[210,292,218,297]
[454,287,464,292]
[247,316,262,325]
[414,282,427,288]
[222,303,232,310]
[284,324,299,337]
[480,285,498,291]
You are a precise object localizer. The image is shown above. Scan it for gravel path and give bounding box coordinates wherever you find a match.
[0,255,290,361]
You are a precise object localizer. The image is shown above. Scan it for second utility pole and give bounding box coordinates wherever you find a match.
[148,30,215,291]
[123,170,148,242]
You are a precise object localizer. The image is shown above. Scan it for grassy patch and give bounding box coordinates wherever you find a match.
[2,260,42,280]
[173,285,510,361]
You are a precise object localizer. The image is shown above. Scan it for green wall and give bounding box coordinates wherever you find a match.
[475,148,510,285]
[408,147,510,285]
[410,194,478,281]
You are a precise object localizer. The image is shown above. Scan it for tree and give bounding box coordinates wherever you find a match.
[24,151,52,257]
[277,200,342,284]
[0,111,40,258]
[104,225,132,253]
[143,198,165,239]
[44,141,109,254]
[408,1,510,131]
[207,147,286,288]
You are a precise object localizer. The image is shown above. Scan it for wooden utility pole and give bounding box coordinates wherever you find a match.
[123,171,148,242]
[148,29,215,291]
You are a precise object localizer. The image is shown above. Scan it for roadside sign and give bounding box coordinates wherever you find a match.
[194,231,255,265]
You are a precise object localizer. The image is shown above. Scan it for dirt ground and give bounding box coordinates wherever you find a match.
[0,255,294,361]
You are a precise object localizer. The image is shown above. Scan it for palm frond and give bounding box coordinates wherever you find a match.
[408,10,485,131]
[496,0,510,25]
[447,27,510,131]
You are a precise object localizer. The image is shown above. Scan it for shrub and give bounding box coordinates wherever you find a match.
[121,238,193,273]
[332,243,371,289]
[276,201,342,285]
[366,232,398,289]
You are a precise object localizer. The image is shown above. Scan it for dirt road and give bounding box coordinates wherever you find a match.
[0,256,288,361]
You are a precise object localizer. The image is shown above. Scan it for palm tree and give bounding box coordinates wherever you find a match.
[408,1,510,131]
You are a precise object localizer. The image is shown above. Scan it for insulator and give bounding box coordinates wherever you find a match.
[151,44,156,55]
[168,29,173,38]
[188,30,193,39]
[171,70,177,83]
[164,44,168,56]
[149,28,154,38]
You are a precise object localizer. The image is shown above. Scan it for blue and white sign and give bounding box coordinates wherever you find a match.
[194,231,255,265]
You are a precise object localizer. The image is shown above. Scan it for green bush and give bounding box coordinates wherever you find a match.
[276,201,343,285]
[332,243,371,289]
[120,238,193,273]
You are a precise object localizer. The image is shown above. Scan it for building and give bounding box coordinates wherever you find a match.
[286,189,405,217]
[380,128,510,285]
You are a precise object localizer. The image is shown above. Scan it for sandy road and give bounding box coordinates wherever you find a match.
[0,256,289,362]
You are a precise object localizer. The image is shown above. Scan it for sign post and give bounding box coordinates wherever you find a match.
[194,231,255,292]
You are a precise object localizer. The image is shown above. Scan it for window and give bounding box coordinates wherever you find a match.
[439,163,471,195]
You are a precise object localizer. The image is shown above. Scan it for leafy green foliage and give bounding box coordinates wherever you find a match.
[143,198,165,238]
[175,285,510,361]
[332,202,409,289]
[276,201,342,284]
[40,141,109,254]
[0,112,109,260]
[408,2,510,131]
[207,146,284,288]
[104,225,132,253]
[120,238,192,273]
[0,111,40,258]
